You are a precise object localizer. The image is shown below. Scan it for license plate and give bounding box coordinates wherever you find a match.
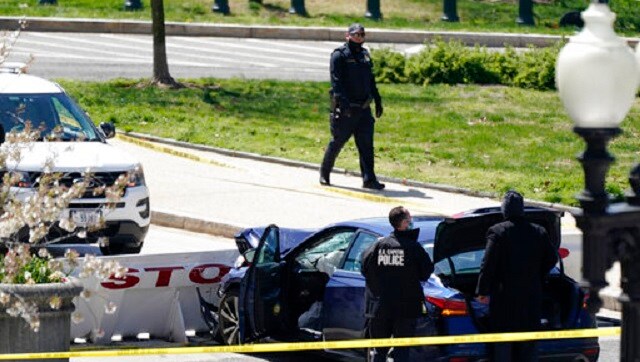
[71,210,101,227]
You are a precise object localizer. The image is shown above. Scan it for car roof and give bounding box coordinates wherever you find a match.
[327,215,444,243]
[0,73,63,94]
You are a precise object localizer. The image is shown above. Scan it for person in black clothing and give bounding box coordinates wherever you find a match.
[475,191,558,362]
[361,206,434,362]
[320,23,385,190]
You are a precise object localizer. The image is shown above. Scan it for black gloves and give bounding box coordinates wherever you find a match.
[375,102,383,118]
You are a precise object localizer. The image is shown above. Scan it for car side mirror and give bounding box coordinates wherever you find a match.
[243,249,256,264]
[99,122,116,139]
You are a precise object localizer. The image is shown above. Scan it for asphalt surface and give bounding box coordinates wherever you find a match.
[4,32,420,81]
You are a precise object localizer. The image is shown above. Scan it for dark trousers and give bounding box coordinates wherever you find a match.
[320,108,376,183]
[492,341,538,362]
[367,317,416,362]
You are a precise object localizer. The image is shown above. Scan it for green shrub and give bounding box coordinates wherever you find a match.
[511,44,561,90]
[371,48,407,84]
[612,0,640,34]
[373,40,563,91]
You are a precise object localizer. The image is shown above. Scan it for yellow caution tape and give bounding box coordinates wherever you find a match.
[0,327,619,360]
[116,134,232,168]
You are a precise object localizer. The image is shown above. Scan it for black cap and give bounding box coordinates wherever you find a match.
[347,23,365,34]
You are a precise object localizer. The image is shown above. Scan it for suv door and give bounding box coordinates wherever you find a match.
[239,225,283,341]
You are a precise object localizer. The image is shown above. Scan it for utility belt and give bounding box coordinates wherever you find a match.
[330,94,373,112]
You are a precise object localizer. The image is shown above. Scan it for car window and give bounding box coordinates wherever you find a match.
[0,94,99,141]
[294,229,355,270]
[434,249,485,275]
[342,232,379,272]
[256,227,279,264]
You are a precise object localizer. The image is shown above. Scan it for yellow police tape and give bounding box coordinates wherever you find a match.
[0,327,619,360]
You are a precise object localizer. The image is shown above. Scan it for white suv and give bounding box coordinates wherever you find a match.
[0,70,150,255]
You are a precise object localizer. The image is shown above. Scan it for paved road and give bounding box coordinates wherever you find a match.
[5,32,419,81]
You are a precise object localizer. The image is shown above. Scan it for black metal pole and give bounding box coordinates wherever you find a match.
[289,0,307,16]
[516,0,535,25]
[365,0,382,21]
[441,0,459,22]
[572,128,619,314]
[212,0,230,14]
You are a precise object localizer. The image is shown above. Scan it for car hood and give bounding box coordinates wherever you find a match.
[432,209,562,264]
[3,142,140,172]
[234,227,317,256]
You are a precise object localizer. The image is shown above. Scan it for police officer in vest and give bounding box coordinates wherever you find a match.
[320,23,385,190]
[361,206,434,362]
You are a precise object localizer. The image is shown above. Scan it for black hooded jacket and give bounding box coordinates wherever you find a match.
[476,194,558,332]
[361,228,434,318]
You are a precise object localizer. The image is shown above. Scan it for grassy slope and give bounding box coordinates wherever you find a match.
[59,78,640,206]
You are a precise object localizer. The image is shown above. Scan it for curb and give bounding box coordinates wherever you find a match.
[0,16,569,47]
[124,131,580,215]
[150,210,242,239]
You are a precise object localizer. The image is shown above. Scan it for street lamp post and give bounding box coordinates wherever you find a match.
[556,0,640,360]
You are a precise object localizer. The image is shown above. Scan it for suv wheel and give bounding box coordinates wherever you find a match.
[100,243,142,255]
[219,289,241,345]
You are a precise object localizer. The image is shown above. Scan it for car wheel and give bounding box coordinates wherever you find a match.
[126,243,143,254]
[219,289,241,345]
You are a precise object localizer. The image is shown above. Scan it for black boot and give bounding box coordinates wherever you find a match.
[363,180,385,190]
[320,172,331,186]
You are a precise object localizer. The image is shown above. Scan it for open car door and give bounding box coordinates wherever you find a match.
[239,225,284,342]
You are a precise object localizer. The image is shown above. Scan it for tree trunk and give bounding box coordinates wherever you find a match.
[151,0,181,88]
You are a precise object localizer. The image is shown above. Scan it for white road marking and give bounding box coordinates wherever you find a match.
[100,34,279,68]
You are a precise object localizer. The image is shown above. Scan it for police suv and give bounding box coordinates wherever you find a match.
[0,66,150,254]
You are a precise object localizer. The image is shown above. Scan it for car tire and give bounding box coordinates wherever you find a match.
[219,289,242,345]
[99,243,143,255]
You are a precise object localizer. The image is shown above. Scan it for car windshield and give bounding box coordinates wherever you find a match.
[0,93,100,141]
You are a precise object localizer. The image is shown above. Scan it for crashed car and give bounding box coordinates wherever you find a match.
[206,207,599,361]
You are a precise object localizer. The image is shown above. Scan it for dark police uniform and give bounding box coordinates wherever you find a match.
[320,41,383,187]
[361,228,434,362]
[476,191,558,362]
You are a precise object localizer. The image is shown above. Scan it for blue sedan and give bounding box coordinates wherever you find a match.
[207,207,599,361]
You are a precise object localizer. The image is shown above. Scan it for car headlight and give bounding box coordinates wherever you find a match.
[127,166,146,187]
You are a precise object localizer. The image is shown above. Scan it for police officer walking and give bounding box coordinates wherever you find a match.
[361,206,434,362]
[476,191,558,362]
[320,23,385,190]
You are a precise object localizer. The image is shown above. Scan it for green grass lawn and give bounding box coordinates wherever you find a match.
[58,78,640,206]
[0,0,606,35]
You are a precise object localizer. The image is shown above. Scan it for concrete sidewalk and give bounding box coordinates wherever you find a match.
[109,132,622,313]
